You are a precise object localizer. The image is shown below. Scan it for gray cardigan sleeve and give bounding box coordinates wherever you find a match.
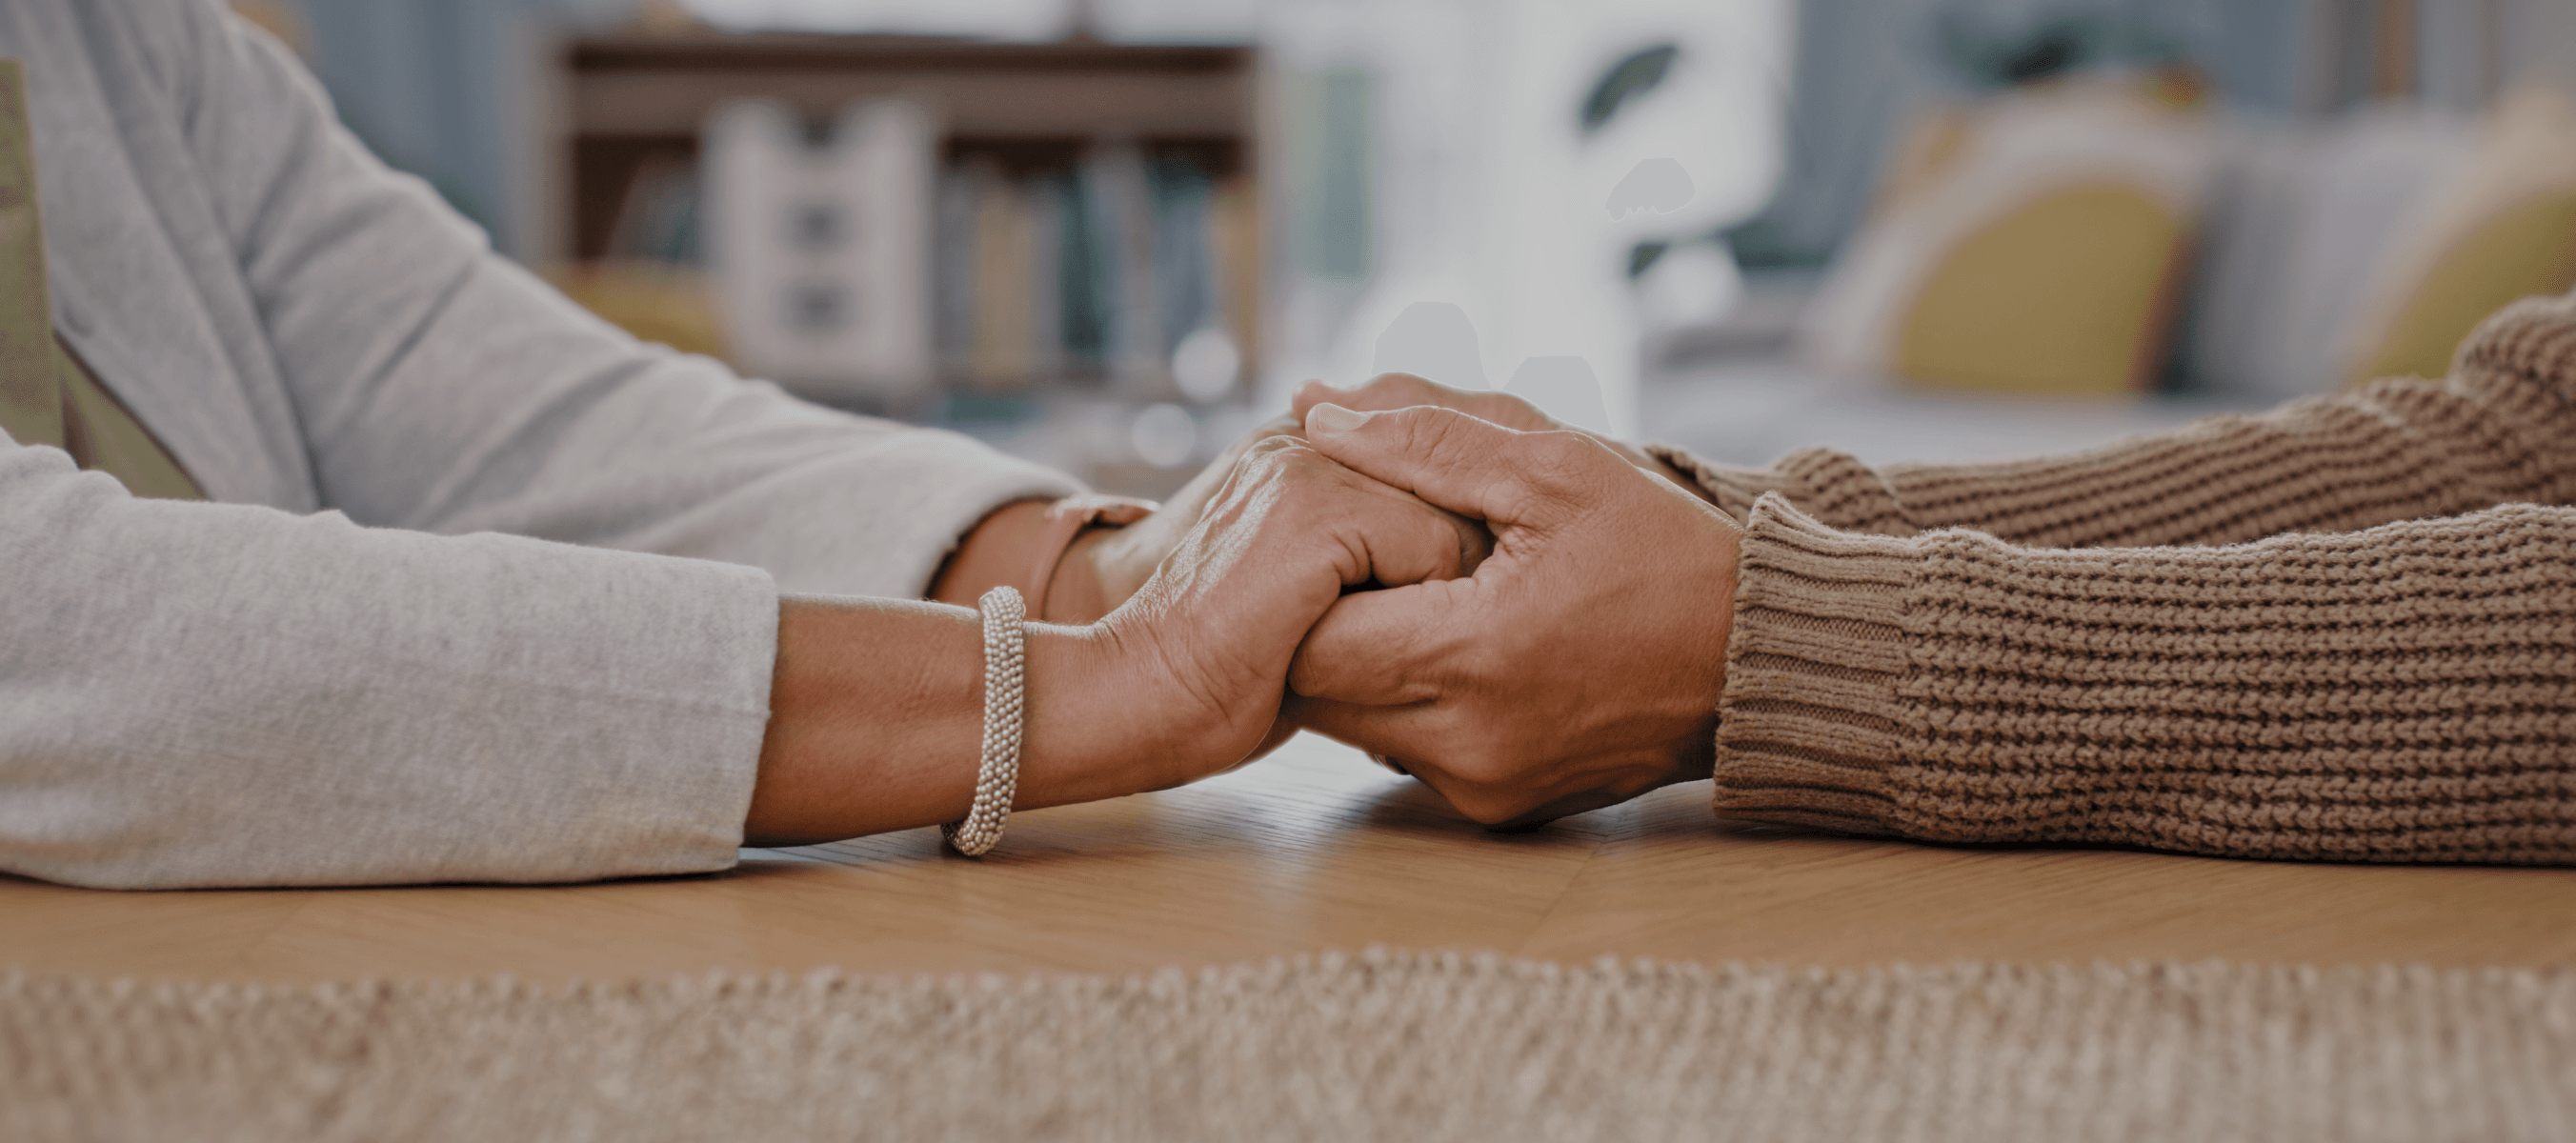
[0,4,1077,889]
[171,4,1079,597]
[0,445,779,889]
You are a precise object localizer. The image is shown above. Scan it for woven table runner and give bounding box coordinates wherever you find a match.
[6,950,2571,1142]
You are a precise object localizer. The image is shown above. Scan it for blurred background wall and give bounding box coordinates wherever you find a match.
[231,0,2576,493]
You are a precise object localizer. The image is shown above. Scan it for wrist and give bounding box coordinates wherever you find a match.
[745,596,985,845]
[928,496,1151,625]
[1667,504,1741,783]
[1650,455,1720,506]
[744,594,1152,847]
[1037,529,1119,625]
[928,499,1054,607]
[1025,495,1159,624]
[1012,623,1166,806]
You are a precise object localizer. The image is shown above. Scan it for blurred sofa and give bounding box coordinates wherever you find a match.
[1650,77,2576,471]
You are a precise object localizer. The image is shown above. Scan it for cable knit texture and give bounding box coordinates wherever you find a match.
[1670,294,2576,864]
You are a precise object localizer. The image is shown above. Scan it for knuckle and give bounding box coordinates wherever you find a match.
[1264,455,1366,522]
[1479,390,1550,429]
[1401,405,1470,456]
[1527,430,1600,471]
[1366,371,1433,398]
[1245,434,1306,461]
[1238,439,1323,489]
[1507,431,1608,502]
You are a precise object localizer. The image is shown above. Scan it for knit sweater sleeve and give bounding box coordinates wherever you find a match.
[1713,492,2576,863]
[1651,292,2576,547]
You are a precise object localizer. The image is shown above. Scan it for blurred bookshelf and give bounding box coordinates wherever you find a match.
[550,30,1269,495]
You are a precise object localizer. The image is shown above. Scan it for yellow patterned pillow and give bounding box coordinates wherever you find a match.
[1801,80,2213,397]
[2343,88,2576,385]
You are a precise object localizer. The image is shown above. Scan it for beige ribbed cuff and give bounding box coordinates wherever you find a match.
[1711,492,1920,836]
[1644,443,1790,524]
[1649,443,1919,537]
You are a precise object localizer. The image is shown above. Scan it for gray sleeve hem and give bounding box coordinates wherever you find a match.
[0,449,785,890]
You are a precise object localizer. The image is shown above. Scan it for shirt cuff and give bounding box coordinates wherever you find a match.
[1711,492,1917,835]
[1645,443,1794,524]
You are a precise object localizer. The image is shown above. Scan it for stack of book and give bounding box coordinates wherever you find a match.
[593,112,1259,414]
[934,143,1259,403]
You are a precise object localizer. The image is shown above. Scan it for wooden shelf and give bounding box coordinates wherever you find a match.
[567,34,1256,138]
[556,31,1261,262]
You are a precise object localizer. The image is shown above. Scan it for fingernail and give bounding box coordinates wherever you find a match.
[1305,403,1366,436]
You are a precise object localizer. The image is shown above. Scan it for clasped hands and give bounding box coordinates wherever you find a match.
[748,374,1746,846]
[1057,373,1746,828]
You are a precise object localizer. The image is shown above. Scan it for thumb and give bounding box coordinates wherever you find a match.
[1303,403,1592,528]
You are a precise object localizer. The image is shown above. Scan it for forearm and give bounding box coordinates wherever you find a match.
[747,597,983,843]
[744,596,1154,846]
[1712,493,2576,864]
[1655,293,2576,549]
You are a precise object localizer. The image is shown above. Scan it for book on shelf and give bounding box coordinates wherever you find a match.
[932,141,1250,402]
[583,103,1255,411]
[703,96,939,408]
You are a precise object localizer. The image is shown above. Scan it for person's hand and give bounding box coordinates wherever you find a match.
[751,434,1491,844]
[935,415,1316,625]
[1033,434,1492,803]
[1286,402,1741,827]
[1051,413,1305,622]
[1291,374,1716,506]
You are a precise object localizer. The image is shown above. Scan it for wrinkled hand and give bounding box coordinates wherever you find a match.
[1292,373,1715,506]
[932,418,1313,624]
[990,413,1349,625]
[1035,434,1491,802]
[1061,413,1304,619]
[1287,403,1741,826]
[754,433,1490,845]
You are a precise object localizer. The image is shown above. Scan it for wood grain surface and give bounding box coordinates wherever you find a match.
[4,733,2570,984]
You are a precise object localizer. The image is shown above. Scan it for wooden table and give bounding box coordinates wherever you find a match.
[4,733,2571,985]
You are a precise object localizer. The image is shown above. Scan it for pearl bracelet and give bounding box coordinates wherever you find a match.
[942,585,1028,857]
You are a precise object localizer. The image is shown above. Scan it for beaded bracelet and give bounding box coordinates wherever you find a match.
[941,585,1028,857]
